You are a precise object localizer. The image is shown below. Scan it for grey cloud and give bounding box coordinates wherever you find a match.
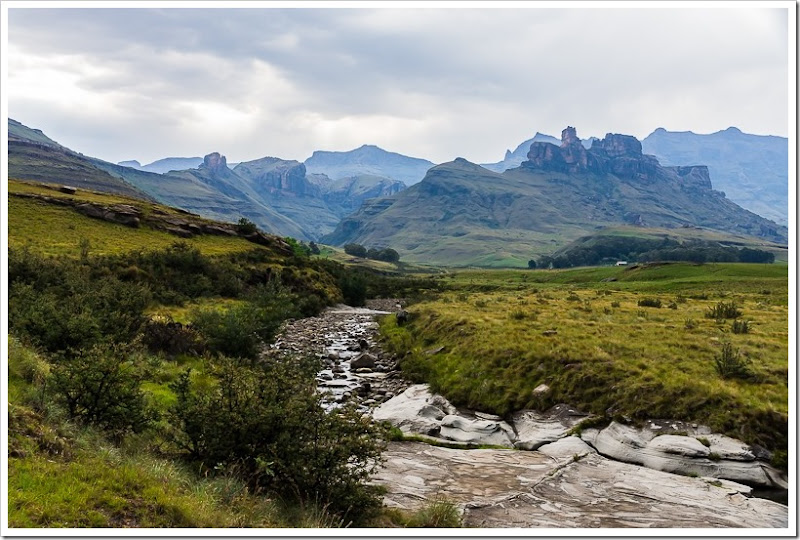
[7,6,789,164]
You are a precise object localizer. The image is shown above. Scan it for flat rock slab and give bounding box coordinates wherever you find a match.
[375,442,788,528]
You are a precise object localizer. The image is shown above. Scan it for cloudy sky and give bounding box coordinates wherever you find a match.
[5,4,791,165]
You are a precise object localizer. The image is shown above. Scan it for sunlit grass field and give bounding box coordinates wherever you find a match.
[381,262,788,451]
[8,180,264,257]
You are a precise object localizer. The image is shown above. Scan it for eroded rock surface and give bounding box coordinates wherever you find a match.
[375,442,788,528]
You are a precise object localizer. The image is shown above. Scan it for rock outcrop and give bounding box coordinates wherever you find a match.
[580,421,786,488]
[374,441,787,528]
[525,126,661,180]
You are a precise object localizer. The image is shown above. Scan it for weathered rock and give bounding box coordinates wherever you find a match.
[396,310,409,324]
[531,383,550,396]
[372,384,456,436]
[512,404,590,450]
[59,185,77,194]
[537,436,596,458]
[439,415,516,447]
[704,434,756,461]
[374,442,787,528]
[582,421,783,487]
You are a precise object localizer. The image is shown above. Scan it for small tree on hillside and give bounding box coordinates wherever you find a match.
[344,243,367,258]
[236,217,258,235]
[527,259,537,269]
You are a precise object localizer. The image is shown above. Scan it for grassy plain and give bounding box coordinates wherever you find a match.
[381,262,788,452]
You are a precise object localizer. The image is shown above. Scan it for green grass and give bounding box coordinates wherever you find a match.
[8,188,266,257]
[381,263,788,452]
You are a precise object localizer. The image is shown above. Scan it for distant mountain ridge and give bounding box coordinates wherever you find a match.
[304,144,435,186]
[323,127,786,267]
[8,119,405,241]
[641,127,788,225]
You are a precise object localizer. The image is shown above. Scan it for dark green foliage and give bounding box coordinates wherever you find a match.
[706,301,742,320]
[235,217,258,235]
[684,318,698,330]
[191,283,299,359]
[527,259,537,269]
[343,243,367,258]
[731,319,750,334]
[167,356,386,524]
[714,342,753,380]
[51,344,154,437]
[141,317,206,357]
[338,273,367,307]
[542,234,777,269]
[284,237,311,258]
[637,297,662,308]
[308,241,321,255]
[9,248,152,353]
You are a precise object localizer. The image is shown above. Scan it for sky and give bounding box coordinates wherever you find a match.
[4,3,792,166]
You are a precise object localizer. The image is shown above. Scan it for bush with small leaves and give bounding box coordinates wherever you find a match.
[610,301,621,308]
[714,341,753,380]
[684,318,698,330]
[706,301,742,320]
[731,319,750,334]
[637,297,662,308]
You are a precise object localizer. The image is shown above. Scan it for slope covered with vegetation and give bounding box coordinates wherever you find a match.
[7,180,445,528]
[380,263,788,457]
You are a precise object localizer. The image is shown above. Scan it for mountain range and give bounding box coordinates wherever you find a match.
[323,127,786,266]
[484,127,788,225]
[7,119,788,266]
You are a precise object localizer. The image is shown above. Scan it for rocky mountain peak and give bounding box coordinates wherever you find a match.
[561,126,581,147]
[201,152,228,172]
[591,133,643,158]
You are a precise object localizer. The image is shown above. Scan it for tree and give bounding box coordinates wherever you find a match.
[377,248,400,263]
[527,259,537,269]
[308,241,321,255]
[236,217,258,235]
[344,243,367,258]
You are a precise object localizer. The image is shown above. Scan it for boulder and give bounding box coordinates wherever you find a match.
[439,415,516,447]
[371,384,456,436]
[537,436,596,458]
[512,404,590,450]
[59,185,77,194]
[350,352,377,369]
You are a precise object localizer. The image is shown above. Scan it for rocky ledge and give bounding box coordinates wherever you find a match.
[372,384,787,490]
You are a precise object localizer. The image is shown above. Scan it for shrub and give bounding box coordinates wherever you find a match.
[407,497,462,528]
[191,283,297,359]
[714,342,753,380]
[731,319,750,334]
[566,293,581,302]
[343,243,367,258]
[338,273,367,307]
[509,310,527,320]
[667,302,678,310]
[696,437,711,447]
[50,344,155,437]
[167,356,386,524]
[706,301,742,320]
[637,297,662,308]
[684,318,698,330]
[141,316,206,357]
[235,217,258,235]
[610,301,621,308]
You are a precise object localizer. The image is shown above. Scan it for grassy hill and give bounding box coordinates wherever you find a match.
[381,262,788,454]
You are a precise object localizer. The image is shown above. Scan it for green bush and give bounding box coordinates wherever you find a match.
[51,344,155,437]
[167,356,386,524]
[407,497,462,528]
[706,301,742,320]
[338,273,367,307]
[236,217,258,235]
[637,297,662,308]
[731,319,750,334]
[714,342,753,380]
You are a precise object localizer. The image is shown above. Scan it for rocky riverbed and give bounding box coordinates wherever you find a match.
[266,301,789,529]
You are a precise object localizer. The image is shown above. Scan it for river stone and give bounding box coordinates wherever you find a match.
[537,436,596,458]
[351,352,377,369]
[372,384,456,436]
[512,404,590,450]
[439,415,516,447]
